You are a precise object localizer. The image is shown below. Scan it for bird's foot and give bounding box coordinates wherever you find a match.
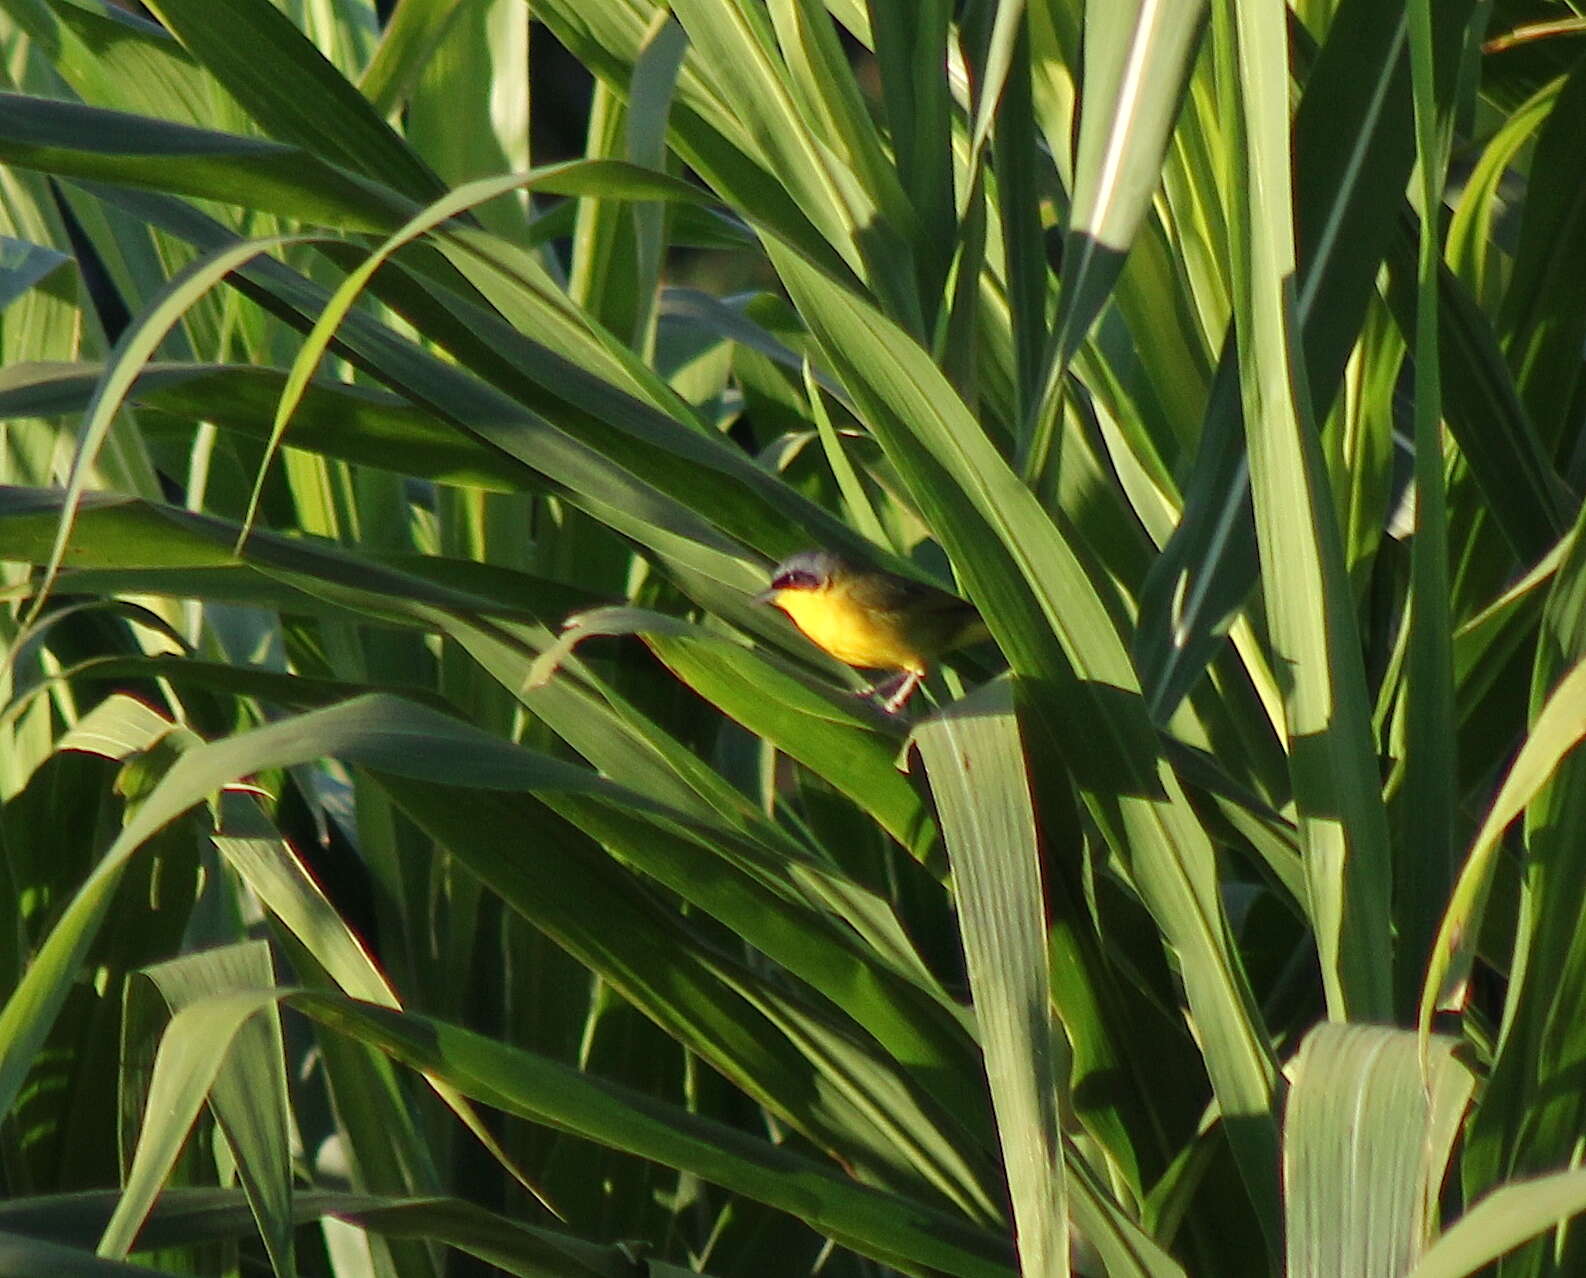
[860,670,923,715]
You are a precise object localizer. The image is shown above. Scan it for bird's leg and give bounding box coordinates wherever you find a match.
[879,670,923,714]
[858,670,912,708]
[858,670,927,714]
[858,671,902,702]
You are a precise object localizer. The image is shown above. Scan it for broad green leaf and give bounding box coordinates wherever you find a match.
[534,607,941,857]
[1381,249,1567,567]
[528,0,857,283]
[570,81,634,325]
[913,681,1069,1278]
[668,0,911,322]
[989,19,1049,423]
[1218,0,1392,1022]
[4,689,1004,1223]
[1445,76,1559,314]
[802,356,890,548]
[2,0,243,138]
[0,692,599,1125]
[867,0,954,317]
[208,791,551,1212]
[104,943,293,1277]
[767,0,913,244]
[0,484,555,623]
[62,182,867,598]
[55,691,180,761]
[404,0,533,252]
[1283,1023,1474,1278]
[69,980,1016,1278]
[7,1,1586,1271]
[1033,0,1208,470]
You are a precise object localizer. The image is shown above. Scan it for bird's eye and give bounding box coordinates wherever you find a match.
[774,569,819,590]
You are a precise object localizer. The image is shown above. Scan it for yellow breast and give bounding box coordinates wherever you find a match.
[773,584,928,673]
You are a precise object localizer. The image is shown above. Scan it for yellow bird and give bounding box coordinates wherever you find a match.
[753,549,987,712]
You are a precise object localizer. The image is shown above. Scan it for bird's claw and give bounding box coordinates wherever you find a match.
[859,670,923,715]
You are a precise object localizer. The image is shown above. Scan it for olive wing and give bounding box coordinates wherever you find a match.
[849,571,982,652]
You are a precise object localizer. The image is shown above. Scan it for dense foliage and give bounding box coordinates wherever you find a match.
[2,1,1586,1275]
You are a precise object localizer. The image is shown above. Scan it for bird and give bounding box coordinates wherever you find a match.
[753,549,987,713]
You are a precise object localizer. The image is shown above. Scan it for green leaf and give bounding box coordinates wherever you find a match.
[1460,495,1586,1249]
[1133,0,1481,720]
[0,360,536,493]
[1033,0,1208,467]
[85,978,1014,1278]
[912,681,1069,1278]
[1283,1023,1475,1278]
[668,0,910,321]
[359,0,470,117]
[103,943,293,1277]
[299,993,1015,1278]
[0,234,68,312]
[137,0,448,204]
[0,1229,186,1277]
[1395,0,1461,1017]
[1218,0,1392,1022]
[0,93,412,231]
[1410,1169,1586,1278]
[239,159,716,544]
[1,1187,624,1278]
[1420,651,1586,1029]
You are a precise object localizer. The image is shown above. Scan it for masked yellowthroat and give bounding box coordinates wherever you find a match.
[753,550,987,712]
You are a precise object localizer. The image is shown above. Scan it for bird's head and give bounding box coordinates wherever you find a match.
[753,549,849,608]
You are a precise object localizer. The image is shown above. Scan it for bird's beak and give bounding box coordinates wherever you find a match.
[751,586,780,606]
